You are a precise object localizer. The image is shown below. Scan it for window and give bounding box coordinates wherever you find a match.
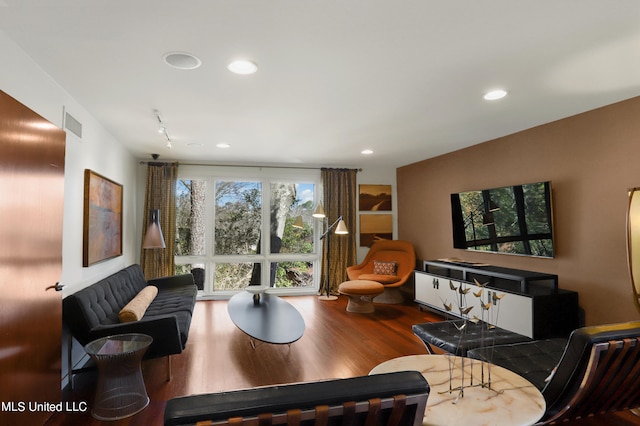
[270,182,315,288]
[174,166,321,297]
[175,179,207,290]
[215,180,261,256]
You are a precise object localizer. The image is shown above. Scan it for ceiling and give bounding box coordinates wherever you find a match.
[1,1,639,169]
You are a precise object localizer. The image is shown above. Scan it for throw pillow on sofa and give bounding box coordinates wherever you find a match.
[119,286,158,322]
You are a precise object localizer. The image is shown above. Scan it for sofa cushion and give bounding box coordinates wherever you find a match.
[152,284,198,313]
[119,286,158,322]
[109,264,150,304]
[145,286,197,344]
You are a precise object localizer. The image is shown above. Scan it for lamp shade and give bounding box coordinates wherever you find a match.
[292,216,304,229]
[143,209,166,248]
[335,218,349,234]
[312,203,326,218]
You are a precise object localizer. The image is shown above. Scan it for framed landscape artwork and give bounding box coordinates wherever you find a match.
[83,169,123,266]
[360,214,393,247]
[359,184,392,211]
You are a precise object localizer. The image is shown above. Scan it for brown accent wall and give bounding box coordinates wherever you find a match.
[397,96,640,326]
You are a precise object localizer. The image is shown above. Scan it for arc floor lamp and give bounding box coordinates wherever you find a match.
[313,203,348,301]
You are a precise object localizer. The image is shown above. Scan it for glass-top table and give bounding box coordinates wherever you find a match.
[84,333,152,420]
[227,290,305,347]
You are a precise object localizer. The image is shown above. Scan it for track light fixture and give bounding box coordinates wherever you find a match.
[153,109,173,150]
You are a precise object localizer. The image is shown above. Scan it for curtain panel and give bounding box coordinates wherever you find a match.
[140,162,178,279]
[321,168,357,295]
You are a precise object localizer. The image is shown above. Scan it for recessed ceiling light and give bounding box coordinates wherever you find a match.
[484,89,508,100]
[163,52,202,70]
[227,60,258,75]
[361,149,374,155]
[216,143,231,149]
[187,142,204,147]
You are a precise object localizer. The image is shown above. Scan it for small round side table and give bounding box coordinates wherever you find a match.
[370,354,545,426]
[84,333,153,420]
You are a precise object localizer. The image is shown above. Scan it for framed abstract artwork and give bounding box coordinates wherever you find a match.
[359,214,393,247]
[83,169,123,266]
[359,184,392,211]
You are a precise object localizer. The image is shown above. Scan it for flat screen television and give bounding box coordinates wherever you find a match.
[451,181,554,258]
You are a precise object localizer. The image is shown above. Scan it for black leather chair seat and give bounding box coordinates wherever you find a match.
[467,338,568,390]
[412,320,532,356]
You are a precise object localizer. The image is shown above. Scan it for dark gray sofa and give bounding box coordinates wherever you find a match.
[63,264,197,360]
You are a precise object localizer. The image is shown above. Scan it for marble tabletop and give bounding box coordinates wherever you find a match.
[369,354,545,426]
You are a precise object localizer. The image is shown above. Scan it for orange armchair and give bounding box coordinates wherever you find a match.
[347,240,416,303]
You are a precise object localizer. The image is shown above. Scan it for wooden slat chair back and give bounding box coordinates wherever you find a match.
[195,394,419,426]
[542,336,640,424]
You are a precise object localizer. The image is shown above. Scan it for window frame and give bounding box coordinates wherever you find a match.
[175,165,322,299]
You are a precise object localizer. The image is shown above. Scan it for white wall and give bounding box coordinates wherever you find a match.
[1,29,141,388]
[1,25,401,290]
[0,30,139,294]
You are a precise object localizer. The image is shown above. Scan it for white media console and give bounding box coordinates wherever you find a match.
[415,260,579,339]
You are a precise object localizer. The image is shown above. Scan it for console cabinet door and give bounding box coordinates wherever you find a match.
[415,272,442,308]
[488,290,534,338]
[416,272,469,318]
[0,91,65,424]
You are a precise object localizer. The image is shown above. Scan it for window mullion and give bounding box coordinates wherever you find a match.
[261,177,270,287]
[207,176,216,293]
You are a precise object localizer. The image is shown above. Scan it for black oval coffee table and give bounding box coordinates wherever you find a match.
[227,290,305,347]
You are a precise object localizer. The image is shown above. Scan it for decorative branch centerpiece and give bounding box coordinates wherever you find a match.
[439,279,505,403]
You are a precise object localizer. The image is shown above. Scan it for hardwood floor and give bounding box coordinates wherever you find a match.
[47,296,640,425]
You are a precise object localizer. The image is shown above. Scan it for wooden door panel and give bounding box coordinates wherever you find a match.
[0,90,66,424]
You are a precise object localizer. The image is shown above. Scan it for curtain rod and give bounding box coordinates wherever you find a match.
[139,161,361,172]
